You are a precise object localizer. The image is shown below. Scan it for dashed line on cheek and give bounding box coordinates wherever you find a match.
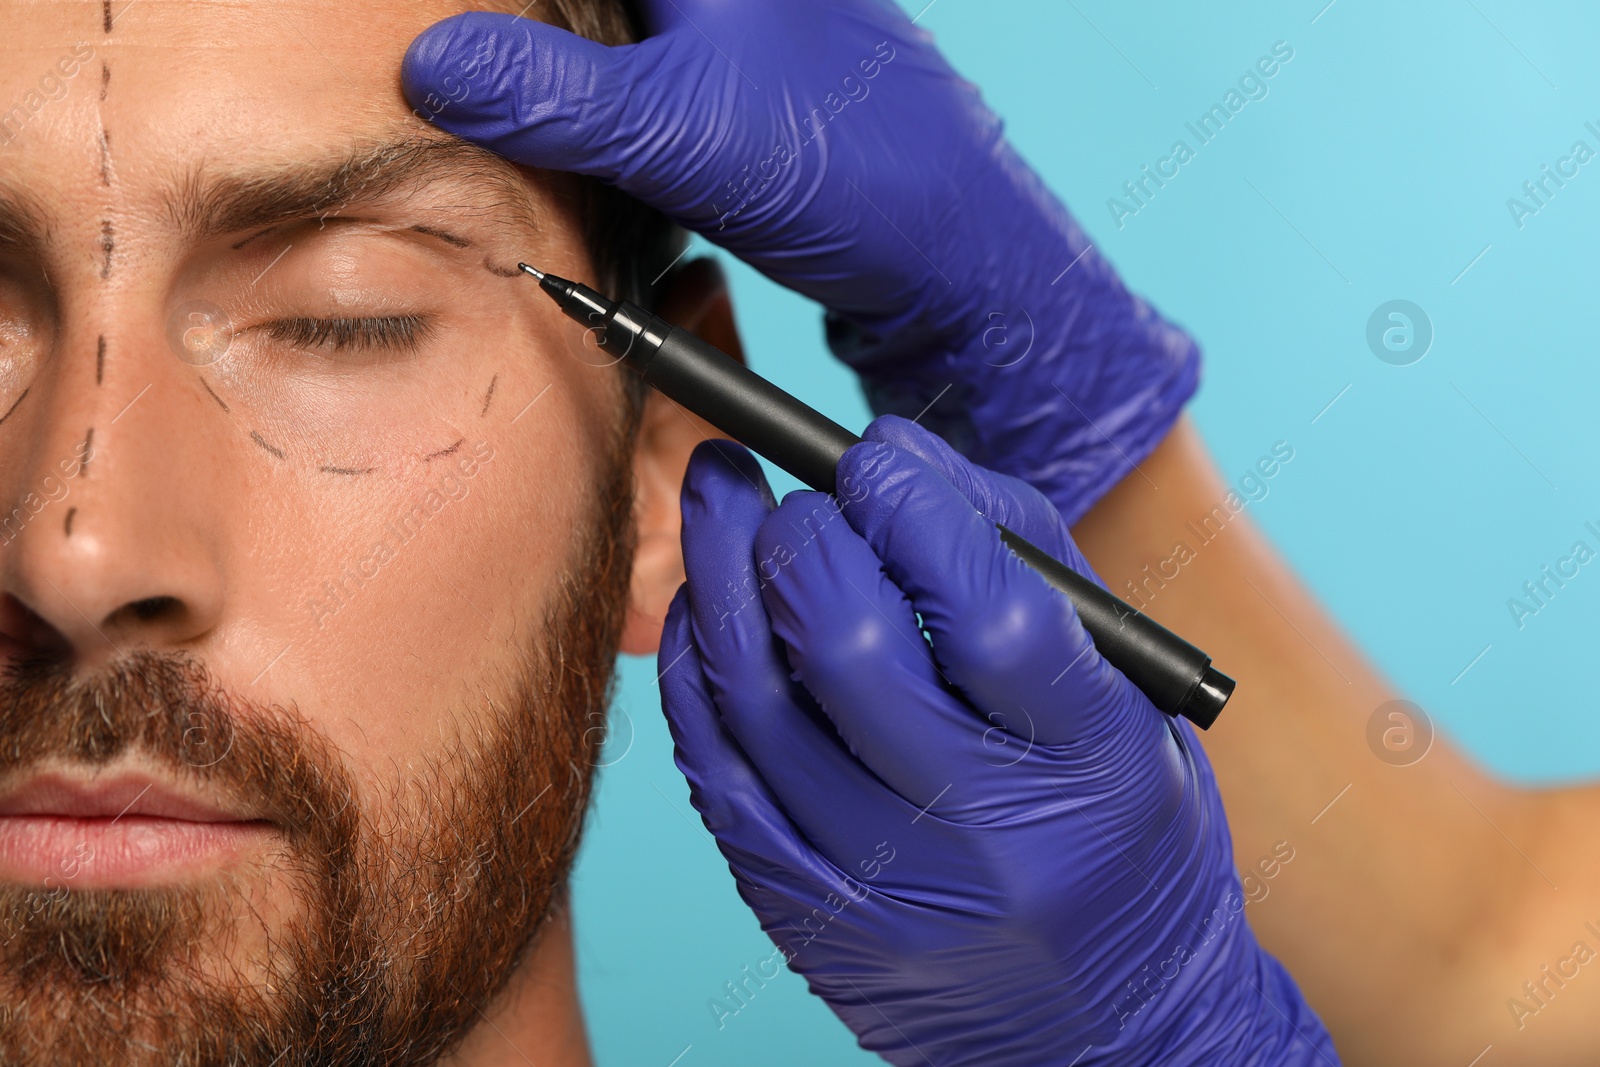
[250,430,285,460]
[0,387,30,428]
[63,508,76,537]
[200,377,231,413]
[480,374,498,417]
[424,438,465,462]
[79,428,95,476]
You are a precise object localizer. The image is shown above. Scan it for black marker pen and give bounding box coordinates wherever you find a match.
[519,264,1234,729]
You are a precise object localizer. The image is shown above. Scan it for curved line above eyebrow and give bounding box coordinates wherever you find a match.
[319,464,376,476]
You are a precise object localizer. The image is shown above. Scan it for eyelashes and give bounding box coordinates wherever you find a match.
[261,314,434,354]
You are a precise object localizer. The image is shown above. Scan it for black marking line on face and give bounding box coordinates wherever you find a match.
[250,430,285,460]
[99,220,113,280]
[98,129,112,186]
[63,507,76,537]
[80,428,94,476]
[319,464,376,477]
[96,335,105,385]
[480,375,498,417]
[100,61,109,100]
[232,225,279,252]
[199,377,231,413]
[424,438,464,462]
[0,387,30,428]
[411,224,471,249]
[102,0,111,33]
[484,259,523,278]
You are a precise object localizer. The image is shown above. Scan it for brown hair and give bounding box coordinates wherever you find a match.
[474,0,686,415]
[537,0,687,311]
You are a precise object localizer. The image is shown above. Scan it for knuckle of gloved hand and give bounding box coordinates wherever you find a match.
[787,608,901,707]
[934,576,1066,687]
[839,440,920,528]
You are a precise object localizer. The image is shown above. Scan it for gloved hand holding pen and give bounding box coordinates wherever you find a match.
[660,414,1335,1066]
[402,0,1199,526]
[398,2,1334,1061]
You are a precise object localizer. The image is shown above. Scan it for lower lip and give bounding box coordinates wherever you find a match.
[0,815,276,889]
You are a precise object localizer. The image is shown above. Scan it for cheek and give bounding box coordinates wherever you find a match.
[228,321,621,775]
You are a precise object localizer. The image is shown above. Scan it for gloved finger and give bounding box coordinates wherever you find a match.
[837,436,1145,748]
[860,414,1078,566]
[752,490,1001,811]
[679,441,916,865]
[401,13,692,190]
[659,585,867,929]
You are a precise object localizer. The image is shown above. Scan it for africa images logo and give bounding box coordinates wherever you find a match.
[1106,41,1295,229]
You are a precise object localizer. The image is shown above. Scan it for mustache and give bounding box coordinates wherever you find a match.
[0,650,356,854]
[0,652,369,1040]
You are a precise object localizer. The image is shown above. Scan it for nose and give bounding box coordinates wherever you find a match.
[0,328,225,668]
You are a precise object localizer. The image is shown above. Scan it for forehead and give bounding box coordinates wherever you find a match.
[0,0,483,203]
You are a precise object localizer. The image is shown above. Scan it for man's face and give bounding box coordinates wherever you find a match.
[0,2,638,1062]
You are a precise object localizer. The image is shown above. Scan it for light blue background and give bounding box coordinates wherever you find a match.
[572,1,1600,1061]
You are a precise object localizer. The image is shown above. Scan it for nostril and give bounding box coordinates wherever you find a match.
[125,596,181,623]
[0,593,71,655]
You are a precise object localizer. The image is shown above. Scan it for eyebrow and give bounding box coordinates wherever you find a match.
[0,187,49,260]
[164,134,543,247]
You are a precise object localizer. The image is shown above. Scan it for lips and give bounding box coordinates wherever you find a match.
[0,773,251,822]
[0,771,275,889]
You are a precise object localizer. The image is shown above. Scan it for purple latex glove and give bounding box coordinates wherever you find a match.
[659,415,1336,1066]
[402,1,1199,524]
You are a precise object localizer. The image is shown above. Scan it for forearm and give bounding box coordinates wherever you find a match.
[1070,416,1576,1063]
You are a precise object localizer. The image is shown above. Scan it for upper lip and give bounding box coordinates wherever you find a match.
[0,772,256,823]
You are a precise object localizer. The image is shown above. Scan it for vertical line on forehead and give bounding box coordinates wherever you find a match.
[100,62,110,101]
[99,130,113,187]
[100,220,114,279]
[80,428,95,476]
[96,336,106,386]
[102,0,112,33]
[63,508,77,537]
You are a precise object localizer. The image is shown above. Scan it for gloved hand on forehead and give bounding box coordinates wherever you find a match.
[657,414,1338,1065]
[402,0,1200,525]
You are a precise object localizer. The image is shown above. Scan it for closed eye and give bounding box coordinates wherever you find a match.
[261,314,433,353]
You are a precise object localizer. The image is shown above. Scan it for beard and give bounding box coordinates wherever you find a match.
[0,419,639,1066]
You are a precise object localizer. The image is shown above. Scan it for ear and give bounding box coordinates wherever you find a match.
[619,257,747,655]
